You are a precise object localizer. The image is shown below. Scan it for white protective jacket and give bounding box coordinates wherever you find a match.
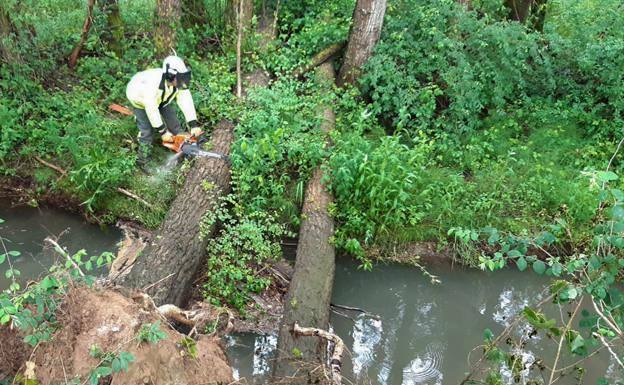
[126,68,198,130]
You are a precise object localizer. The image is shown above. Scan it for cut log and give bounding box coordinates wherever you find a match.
[273,62,337,383]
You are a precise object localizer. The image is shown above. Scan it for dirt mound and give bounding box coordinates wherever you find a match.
[4,286,233,385]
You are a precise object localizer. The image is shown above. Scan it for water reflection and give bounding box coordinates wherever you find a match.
[226,258,613,384]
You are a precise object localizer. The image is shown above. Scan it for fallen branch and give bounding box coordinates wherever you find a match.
[68,0,96,69]
[292,322,345,385]
[44,237,85,277]
[292,42,346,78]
[34,156,154,209]
[34,156,66,175]
[330,303,380,319]
[116,188,154,209]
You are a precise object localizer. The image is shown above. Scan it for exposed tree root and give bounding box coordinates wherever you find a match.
[292,323,345,385]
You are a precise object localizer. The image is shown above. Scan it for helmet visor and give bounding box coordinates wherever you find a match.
[176,70,192,89]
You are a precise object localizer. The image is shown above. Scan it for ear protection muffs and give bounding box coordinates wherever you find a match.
[164,63,177,82]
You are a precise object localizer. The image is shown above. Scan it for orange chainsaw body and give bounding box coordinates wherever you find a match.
[162,133,197,153]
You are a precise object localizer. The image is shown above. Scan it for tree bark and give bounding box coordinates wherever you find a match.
[505,0,547,31]
[68,0,96,69]
[337,0,387,87]
[273,62,337,383]
[0,5,19,64]
[227,0,253,36]
[154,0,181,58]
[101,0,124,57]
[182,0,208,28]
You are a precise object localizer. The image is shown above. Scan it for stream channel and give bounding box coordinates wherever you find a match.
[0,203,619,385]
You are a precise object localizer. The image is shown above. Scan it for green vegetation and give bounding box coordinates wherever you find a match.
[2,0,624,303]
[2,0,624,382]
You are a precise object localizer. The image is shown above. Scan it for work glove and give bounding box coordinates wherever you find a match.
[189,120,203,137]
[161,131,174,143]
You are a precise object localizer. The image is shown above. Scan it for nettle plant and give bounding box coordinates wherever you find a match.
[456,170,624,384]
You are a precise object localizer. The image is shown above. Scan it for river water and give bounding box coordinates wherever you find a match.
[0,202,121,289]
[0,204,617,384]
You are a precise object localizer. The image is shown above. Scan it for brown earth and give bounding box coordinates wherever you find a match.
[2,286,233,385]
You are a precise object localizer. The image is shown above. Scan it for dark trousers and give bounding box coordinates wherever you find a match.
[133,104,182,146]
[133,104,182,164]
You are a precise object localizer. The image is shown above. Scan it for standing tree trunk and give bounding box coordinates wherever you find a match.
[506,0,547,31]
[68,0,96,69]
[273,62,337,383]
[226,0,253,36]
[337,0,387,87]
[154,0,181,58]
[101,0,124,57]
[0,3,19,63]
[182,0,207,28]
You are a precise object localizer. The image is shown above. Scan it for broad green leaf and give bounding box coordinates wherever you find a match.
[8,251,20,257]
[551,263,563,276]
[570,334,585,353]
[516,257,528,271]
[597,171,618,182]
[533,260,546,275]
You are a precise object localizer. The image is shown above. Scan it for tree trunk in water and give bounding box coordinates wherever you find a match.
[273,62,337,383]
[68,0,96,69]
[101,0,124,57]
[337,0,387,87]
[155,0,181,58]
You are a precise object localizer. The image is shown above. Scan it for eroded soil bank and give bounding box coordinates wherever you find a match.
[1,286,233,385]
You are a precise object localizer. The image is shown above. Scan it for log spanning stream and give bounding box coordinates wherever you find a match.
[0,203,620,385]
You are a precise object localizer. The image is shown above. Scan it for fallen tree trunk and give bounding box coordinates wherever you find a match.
[112,17,272,307]
[292,42,345,78]
[112,120,234,306]
[273,62,337,383]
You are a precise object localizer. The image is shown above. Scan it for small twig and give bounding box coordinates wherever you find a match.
[547,300,582,385]
[116,188,154,209]
[60,356,69,385]
[142,273,175,292]
[34,156,67,175]
[330,303,380,320]
[593,332,624,369]
[44,237,85,277]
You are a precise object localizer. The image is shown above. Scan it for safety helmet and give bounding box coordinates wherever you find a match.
[162,55,192,89]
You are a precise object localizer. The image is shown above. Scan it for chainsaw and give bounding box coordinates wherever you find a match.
[108,103,227,162]
[162,132,226,161]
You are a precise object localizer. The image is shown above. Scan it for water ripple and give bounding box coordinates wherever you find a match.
[401,342,445,385]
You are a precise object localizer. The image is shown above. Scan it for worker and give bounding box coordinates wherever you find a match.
[126,55,202,172]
